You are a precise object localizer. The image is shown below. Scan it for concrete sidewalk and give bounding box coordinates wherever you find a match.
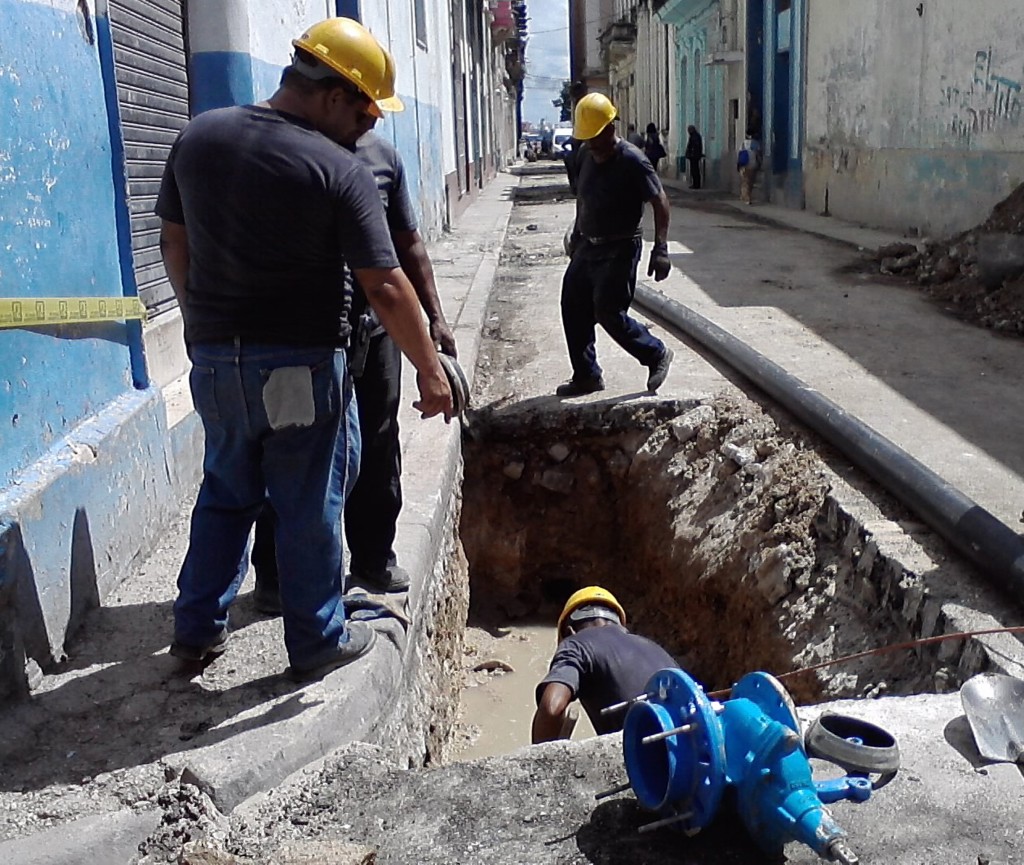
[661,176,908,252]
[0,173,519,865]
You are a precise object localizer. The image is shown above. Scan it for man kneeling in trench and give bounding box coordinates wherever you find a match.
[532,586,677,743]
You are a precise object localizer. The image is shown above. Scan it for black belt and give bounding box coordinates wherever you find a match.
[586,233,641,245]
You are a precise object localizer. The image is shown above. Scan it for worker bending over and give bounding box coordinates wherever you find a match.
[532,586,677,743]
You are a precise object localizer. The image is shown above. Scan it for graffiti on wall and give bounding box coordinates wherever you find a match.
[943,48,1022,145]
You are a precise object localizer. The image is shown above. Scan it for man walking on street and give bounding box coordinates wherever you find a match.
[156,17,452,680]
[252,119,458,606]
[532,586,678,742]
[557,93,674,396]
[685,125,704,190]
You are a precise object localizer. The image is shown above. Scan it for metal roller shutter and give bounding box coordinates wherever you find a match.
[108,0,190,316]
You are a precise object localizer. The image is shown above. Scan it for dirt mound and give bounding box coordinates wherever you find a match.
[876,182,1024,336]
[982,183,1024,235]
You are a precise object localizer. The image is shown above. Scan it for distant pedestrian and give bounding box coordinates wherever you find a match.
[626,123,644,148]
[685,125,703,190]
[739,94,763,205]
[556,93,674,397]
[643,122,666,173]
[738,137,761,205]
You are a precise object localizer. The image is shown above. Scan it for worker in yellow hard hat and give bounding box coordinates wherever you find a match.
[556,92,675,398]
[157,17,452,681]
[531,586,677,743]
[251,25,458,609]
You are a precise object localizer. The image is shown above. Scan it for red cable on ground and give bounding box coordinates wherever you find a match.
[708,625,1024,700]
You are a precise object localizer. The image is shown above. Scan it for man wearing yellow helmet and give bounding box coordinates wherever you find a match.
[156,18,452,680]
[251,40,458,605]
[557,92,675,397]
[532,586,677,743]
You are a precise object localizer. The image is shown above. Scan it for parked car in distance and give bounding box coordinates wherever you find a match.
[551,128,573,156]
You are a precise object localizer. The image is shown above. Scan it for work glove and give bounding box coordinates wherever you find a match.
[647,241,671,282]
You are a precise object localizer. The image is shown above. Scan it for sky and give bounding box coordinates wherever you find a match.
[520,2,571,128]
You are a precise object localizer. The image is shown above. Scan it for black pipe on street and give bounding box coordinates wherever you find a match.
[635,285,1024,609]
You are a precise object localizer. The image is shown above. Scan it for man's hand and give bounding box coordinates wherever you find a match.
[430,318,458,358]
[414,364,453,422]
[647,241,671,282]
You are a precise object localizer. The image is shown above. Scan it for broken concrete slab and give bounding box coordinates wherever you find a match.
[168,693,1022,865]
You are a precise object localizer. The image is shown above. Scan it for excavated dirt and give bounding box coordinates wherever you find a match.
[459,398,938,706]
[875,182,1024,336]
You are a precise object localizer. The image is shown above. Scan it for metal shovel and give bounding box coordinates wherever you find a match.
[960,673,1024,764]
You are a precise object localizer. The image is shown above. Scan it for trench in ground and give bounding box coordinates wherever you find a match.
[452,397,970,759]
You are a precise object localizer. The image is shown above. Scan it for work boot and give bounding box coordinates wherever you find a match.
[351,564,411,593]
[288,621,377,682]
[555,376,606,397]
[170,628,230,662]
[646,348,674,393]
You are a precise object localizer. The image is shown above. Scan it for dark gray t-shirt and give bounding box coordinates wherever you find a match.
[156,105,398,346]
[537,623,677,735]
[575,139,663,240]
[346,131,417,324]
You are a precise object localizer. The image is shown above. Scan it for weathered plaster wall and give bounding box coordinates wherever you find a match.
[661,0,734,183]
[0,0,136,485]
[187,0,450,238]
[362,1,451,239]
[805,0,1024,235]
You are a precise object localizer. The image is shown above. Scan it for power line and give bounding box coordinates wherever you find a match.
[528,12,618,37]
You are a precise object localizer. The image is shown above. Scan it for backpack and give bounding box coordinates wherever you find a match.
[737,148,751,168]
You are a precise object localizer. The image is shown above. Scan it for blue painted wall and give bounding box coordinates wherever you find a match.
[0,0,135,486]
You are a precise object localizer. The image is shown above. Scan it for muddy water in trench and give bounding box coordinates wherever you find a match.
[455,621,597,761]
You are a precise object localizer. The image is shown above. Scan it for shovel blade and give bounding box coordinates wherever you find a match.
[960,673,1024,763]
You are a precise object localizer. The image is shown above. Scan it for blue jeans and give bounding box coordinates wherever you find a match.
[560,238,665,381]
[174,339,360,669]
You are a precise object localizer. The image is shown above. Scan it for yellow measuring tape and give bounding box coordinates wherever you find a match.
[0,297,146,328]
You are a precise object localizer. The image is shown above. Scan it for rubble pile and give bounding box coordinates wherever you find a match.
[876,182,1024,336]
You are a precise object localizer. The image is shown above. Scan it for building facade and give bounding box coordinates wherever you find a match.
[580,0,1023,234]
[804,0,1024,235]
[0,0,521,699]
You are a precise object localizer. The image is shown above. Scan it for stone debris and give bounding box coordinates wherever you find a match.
[877,182,1024,336]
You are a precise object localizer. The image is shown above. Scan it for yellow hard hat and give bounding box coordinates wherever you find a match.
[292,18,398,117]
[557,586,626,642]
[573,92,617,140]
[375,47,405,113]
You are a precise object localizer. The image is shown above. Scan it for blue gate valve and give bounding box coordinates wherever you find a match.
[615,669,885,864]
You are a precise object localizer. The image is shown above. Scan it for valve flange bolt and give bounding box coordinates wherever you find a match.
[828,839,860,865]
[601,693,651,716]
[638,810,694,834]
[594,781,632,801]
[642,722,695,745]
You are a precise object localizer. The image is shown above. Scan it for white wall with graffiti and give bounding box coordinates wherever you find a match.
[803,0,1024,236]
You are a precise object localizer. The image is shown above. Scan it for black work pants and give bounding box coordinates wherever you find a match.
[688,157,702,189]
[560,238,665,381]
[344,331,402,575]
[253,330,403,584]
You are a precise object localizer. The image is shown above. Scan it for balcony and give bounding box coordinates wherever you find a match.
[598,20,637,67]
[489,0,516,43]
